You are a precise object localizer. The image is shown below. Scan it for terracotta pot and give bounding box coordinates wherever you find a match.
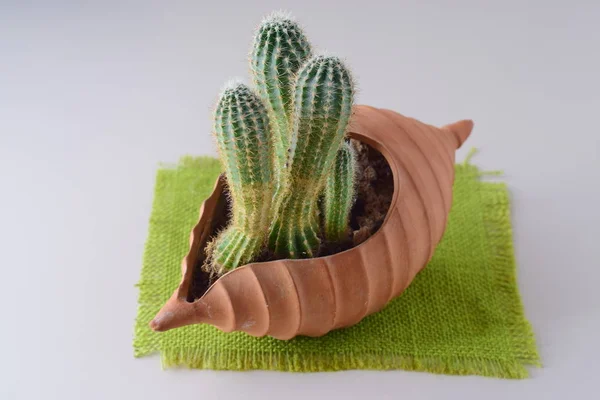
[150,105,473,339]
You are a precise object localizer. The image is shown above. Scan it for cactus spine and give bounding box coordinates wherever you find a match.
[324,141,357,243]
[250,13,312,192]
[268,56,355,258]
[208,83,273,274]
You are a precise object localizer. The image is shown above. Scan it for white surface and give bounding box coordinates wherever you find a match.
[1,1,599,399]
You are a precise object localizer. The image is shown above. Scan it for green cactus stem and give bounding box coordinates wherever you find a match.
[268,55,355,258]
[324,141,357,243]
[208,82,274,274]
[250,12,312,191]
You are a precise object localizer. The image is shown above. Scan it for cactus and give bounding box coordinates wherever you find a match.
[268,55,355,258]
[207,82,274,274]
[203,14,357,272]
[250,12,312,191]
[323,141,357,243]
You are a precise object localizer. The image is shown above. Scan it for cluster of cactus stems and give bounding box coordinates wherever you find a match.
[208,12,356,273]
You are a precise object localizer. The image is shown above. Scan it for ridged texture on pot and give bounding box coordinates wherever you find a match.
[150,105,473,339]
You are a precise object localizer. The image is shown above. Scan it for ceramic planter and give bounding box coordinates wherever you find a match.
[150,105,473,339]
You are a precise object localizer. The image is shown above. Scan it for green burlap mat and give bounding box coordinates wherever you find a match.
[134,154,540,378]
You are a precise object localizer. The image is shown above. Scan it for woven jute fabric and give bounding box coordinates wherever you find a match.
[134,155,540,378]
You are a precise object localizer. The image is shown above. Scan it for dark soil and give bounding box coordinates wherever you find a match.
[187,141,394,301]
[318,139,394,255]
[349,139,394,245]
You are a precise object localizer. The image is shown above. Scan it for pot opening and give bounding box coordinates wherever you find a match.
[185,190,231,302]
[186,140,394,302]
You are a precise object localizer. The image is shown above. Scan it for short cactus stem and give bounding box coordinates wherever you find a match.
[250,12,312,192]
[209,227,263,275]
[209,83,274,273]
[268,184,321,258]
[268,55,355,258]
[324,141,357,243]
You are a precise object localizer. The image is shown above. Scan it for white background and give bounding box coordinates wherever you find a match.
[1,1,599,399]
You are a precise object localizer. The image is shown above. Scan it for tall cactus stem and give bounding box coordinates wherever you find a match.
[208,82,274,274]
[268,55,354,258]
[250,12,312,196]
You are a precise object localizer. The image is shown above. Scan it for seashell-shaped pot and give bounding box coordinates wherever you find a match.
[150,105,473,339]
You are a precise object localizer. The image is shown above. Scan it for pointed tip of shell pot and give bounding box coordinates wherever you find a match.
[442,119,474,148]
[149,297,209,332]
